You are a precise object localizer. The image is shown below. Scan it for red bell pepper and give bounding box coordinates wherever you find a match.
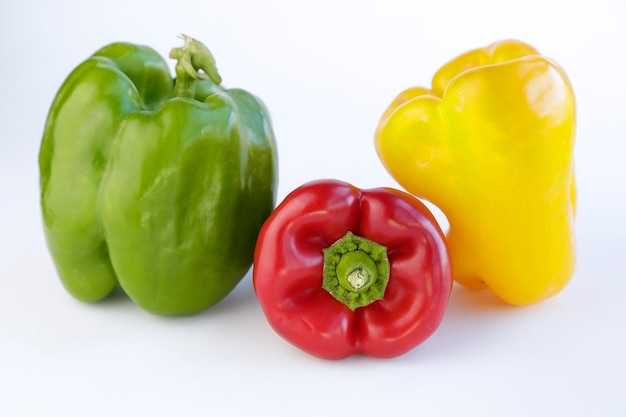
[253,179,452,359]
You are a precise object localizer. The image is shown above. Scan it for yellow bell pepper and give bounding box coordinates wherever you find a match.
[374,40,576,306]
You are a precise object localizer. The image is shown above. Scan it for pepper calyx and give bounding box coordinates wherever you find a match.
[322,232,390,311]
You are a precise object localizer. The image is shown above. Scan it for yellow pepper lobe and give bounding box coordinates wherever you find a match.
[375,40,576,306]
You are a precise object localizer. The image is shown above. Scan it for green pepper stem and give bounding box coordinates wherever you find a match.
[169,34,222,99]
[322,232,390,311]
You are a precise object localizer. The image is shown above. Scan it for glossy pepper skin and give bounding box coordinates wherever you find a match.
[253,179,452,360]
[39,36,278,316]
[375,40,576,306]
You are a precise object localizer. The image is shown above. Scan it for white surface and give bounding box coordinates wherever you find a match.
[2,1,625,416]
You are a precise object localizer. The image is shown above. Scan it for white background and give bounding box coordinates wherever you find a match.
[2,0,625,416]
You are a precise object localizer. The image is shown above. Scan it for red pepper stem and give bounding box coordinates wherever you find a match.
[322,232,390,311]
[336,250,377,292]
[169,34,222,99]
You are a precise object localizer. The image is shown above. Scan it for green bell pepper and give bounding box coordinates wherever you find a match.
[39,35,278,316]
